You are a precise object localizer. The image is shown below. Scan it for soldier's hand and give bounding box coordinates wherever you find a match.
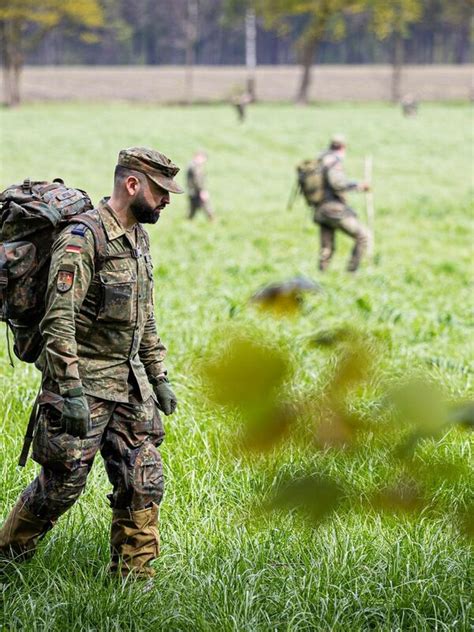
[61,388,91,438]
[153,376,177,416]
[358,182,371,192]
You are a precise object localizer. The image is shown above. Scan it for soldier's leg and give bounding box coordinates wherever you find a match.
[188,196,199,219]
[319,224,336,271]
[101,392,165,578]
[0,395,112,561]
[338,211,369,272]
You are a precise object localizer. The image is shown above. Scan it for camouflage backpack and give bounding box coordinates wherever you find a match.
[0,178,106,363]
[296,158,326,206]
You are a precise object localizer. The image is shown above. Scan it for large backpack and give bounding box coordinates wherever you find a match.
[296,158,326,206]
[0,178,106,363]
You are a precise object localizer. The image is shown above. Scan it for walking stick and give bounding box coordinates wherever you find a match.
[364,155,375,258]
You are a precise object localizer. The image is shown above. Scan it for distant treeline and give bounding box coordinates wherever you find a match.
[29,0,471,67]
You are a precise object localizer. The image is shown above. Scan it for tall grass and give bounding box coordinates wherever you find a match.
[0,102,472,631]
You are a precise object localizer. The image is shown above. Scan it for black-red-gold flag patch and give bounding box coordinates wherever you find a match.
[57,269,74,292]
[65,245,82,254]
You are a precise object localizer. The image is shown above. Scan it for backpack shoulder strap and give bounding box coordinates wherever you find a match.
[68,213,107,272]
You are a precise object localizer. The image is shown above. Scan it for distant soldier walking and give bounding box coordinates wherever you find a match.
[186,150,214,221]
[401,94,418,117]
[0,147,181,580]
[231,91,252,123]
[312,134,370,272]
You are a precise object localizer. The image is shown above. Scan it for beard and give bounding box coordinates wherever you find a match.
[130,192,161,224]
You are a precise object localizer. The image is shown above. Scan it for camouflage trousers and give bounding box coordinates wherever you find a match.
[21,386,165,522]
[313,201,369,272]
[188,195,214,221]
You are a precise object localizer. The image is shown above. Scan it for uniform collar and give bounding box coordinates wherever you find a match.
[98,198,127,241]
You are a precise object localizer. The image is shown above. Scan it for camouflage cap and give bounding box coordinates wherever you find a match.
[117,147,184,194]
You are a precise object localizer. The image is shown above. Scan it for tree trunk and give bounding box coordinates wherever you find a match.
[245,8,257,101]
[1,20,23,107]
[391,32,404,103]
[296,39,318,105]
[185,0,198,104]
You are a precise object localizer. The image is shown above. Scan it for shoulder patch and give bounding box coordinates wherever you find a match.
[71,224,88,236]
[57,264,75,293]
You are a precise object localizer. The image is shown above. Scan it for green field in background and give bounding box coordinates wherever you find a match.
[0,103,472,631]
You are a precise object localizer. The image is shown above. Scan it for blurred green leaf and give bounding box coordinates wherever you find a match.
[330,343,374,394]
[268,474,343,526]
[202,335,289,408]
[239,402,298,453]
[370,479,425,514]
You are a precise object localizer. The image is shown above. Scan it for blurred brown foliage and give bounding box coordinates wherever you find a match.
[201,288,473,536]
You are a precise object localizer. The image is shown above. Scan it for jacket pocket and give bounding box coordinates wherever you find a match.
[97,269,135,323]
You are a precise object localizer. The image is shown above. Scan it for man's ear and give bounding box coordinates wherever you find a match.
[125,175,141,197]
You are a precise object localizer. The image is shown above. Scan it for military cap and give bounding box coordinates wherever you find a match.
[330,133,347,147]
[118,147,184,194]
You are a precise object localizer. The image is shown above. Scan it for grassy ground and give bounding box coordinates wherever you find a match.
[0,102,472,631]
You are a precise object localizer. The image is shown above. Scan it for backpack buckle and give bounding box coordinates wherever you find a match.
[22,178,32,192]
[132,247,142,259]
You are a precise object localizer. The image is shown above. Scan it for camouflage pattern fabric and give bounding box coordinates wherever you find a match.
[188,195,214,220]
[314,201,369,272]
[38,199,167,401]
[186,161,214,220]
[313,151,368,272]
[22,383,165,521]
[318,150,358,204]
[186,161,206,198]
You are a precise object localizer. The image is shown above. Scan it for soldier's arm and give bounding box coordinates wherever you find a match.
[326,160,358,192]
[40,227,95,395]
[139,310,168,382]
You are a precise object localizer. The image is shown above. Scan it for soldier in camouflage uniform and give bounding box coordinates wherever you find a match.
[313,134,370,272]
[186,150,214,221]
[0,148,183,579]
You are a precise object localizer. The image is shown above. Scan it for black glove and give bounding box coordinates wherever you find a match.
[153,376,177,416]
[61,387,90,438]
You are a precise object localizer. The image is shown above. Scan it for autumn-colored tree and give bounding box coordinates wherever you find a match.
[254,0,365,104]
[366,0,423,102]
[0,0,103,106]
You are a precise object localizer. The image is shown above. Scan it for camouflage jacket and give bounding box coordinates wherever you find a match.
[319,150,358,203]
[186,161,206,198]
[39,199,167,403]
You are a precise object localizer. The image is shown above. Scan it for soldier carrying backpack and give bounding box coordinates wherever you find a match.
[0,147,182,583]
[292,134,371,273]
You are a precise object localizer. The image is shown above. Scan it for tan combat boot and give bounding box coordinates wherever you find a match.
[0,498,54,561]
[110,503,159,579]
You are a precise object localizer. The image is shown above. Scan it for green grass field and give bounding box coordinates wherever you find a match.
[0,102,473,631]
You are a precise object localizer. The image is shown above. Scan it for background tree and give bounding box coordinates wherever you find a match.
[254,0,365,104]
[0,0,103,107]
[439,0,474,64]
[366,0,423,102]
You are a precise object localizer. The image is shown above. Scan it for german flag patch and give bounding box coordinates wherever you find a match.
[65,244,82,254]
